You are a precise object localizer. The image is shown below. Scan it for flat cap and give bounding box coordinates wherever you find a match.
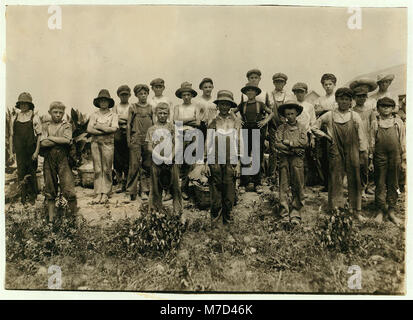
[377,97,396,107]
[117,85,131,96]
[272,73,288,82]
[133,84,150,95]
[246,69,262,78]
[335,87,353,99]
[150,78,165,87]
[292,82,308,92]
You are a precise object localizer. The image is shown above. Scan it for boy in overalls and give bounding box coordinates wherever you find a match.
[370,97,405,226]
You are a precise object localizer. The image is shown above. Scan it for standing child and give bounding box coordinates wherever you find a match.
[370,97,405,226]
[370,74,399,112]
[275,100,308,225]
[204,90,241,227]
[312,88,368,221]
[349,78,377,110]
[146,102,182,215]
[113,85,131,193]
[10,92,42,205]
[40,101,77,223]
[87,89,119,204]
[149,78,174,123]
[197,77,216,129]
[126,84,153,201]
[236,83,273,193]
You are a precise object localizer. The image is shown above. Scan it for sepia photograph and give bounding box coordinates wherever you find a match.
[2,2,408,294]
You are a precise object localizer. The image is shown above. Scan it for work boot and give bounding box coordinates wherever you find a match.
[387,208,402,226]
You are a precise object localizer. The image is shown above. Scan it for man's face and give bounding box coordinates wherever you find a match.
[245,89,257,100]
[284,108,298,124]
[355,94,367,106]
[293,90,306,102]
[152,85,165,97]
[201,82,214,97]
[217,101,231,116]
[248,74,261,86]
[336,95,352,111]
[136,90,148,103]
[322,80,336,95]
[119,92,131,104]
[378,80,391,92]
[181,92,193,104]
[49,108,65,122]
[273,80,286,91]
[377,105,394,117]
[156,109,169,123]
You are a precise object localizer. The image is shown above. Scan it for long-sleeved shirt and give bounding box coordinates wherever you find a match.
[314,93,337,115]
[352,104,376,152]
[370,116,406,161]
[275,121,308,155]
[296,100,316,133]
[149,95,174,123]
[311,109,368,152]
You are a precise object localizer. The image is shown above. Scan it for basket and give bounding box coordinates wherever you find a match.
[193,184,210,210]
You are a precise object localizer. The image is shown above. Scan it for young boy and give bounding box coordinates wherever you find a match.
[10,92,42,205]
[267,73,294,184]
[292,82,317,186]
[146,102,182,215]
[352,87,376,196]
[312,88,368,221]
[113,85,131,192]
[370,97,405,226]
[204,90,241,226]
[349,78,377,110]
[235,83,273,193]
[370,74,399,112]
[240,69,270,106]
[40,101,77,223]
[149,78,174,123]
[274,100,308,225]
[126,84,153,201]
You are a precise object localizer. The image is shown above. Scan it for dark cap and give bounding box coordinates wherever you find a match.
[199,77,214,89]
[246,69,262,78]
[117,85,131,96]
[133,84,150,95]
[377,97,396,108]
[335,87,353,99]
[150,78,165,87]
[272,73,288,82]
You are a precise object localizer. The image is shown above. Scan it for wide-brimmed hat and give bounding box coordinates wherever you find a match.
[213,90,237,109]
[353,87,368,96]
[15,92,35,110]
[377,74,395,83]
[278,100,303,117]
[175,82,198,99]
[93,89,115,108]
[349,78,378,92]
[241,82,262,95]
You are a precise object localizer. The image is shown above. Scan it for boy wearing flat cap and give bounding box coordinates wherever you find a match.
[113,85,132,193]
[312,88,368,221]
[87,89,119,204]
[235,83,273,193]
[370,97,405,226]
[275,101,308,226]
[40,101,77,223]
[370,74,399,112]
[204,90,241,227]
[10,92,42,205]
[126,84,153,201]
[149,78,174,123]
[146,102,182,216]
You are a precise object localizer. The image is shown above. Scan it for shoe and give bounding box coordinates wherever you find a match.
[374,212,384,224]
[387,209,402,226]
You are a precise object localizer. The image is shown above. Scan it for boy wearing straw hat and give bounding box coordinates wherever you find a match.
[275,100,308,226]
[126,84,153,201]
[40,101,77,223]
[87,89,119,204]
[10,92,42,205]
[146,102,182,216]
[370,74,399,112]
[349,78,377,111]
[204,90,241,227]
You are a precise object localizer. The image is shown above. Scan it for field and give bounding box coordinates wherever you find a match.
[5,183,406,294]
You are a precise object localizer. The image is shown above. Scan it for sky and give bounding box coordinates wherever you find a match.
[5,5,407,116]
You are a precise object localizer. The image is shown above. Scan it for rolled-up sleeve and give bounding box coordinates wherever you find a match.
[311,112,329,138]
[62,123,73,140]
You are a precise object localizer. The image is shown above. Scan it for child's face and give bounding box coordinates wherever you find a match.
[248,74,261,86]
[273,80,286,91]
[119,92,131,104]
[355,94,367,106]
[284,108,298,124]
[217,101,231,116]
[378,80,391,91]
[201,82,214,97]
[49,108,65,123]
[19,103,31,112]
[245,89,257,100]
[99,99,110,109]
[336,95,352,111]
[181,92,193,104]
[156,109,169,123]
[322,80,335,95]
[293,90,306,102]
[152,85,165,97]
[136,90,148,103]
[377,105,394,117]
